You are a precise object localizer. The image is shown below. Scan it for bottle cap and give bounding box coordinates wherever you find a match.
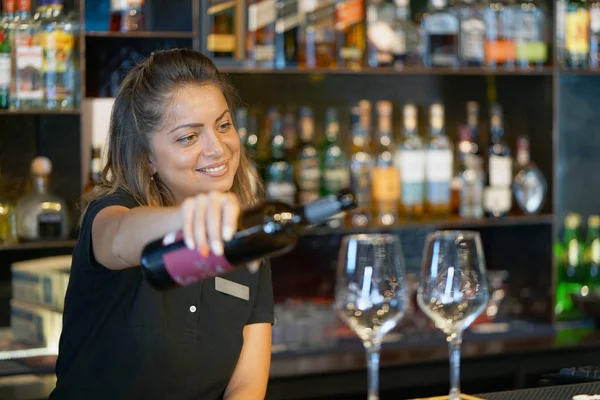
[565,213,582,229]
[589,215,600,228]
[31,156,52,177]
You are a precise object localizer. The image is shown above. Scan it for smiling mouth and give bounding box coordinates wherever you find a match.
[197,161,229,177]
[198,164,226,173]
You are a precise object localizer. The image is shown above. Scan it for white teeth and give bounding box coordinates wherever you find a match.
[200,164,226,173]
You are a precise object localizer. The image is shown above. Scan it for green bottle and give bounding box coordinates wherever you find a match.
[555,213,586,320]
[320,107,349,196]
[585,215,600,291]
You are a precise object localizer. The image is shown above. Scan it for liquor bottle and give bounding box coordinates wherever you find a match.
[320,107,349,196]
[84,146,102,194]
[514,0,547,69]
[243,112,259,160]
[586,215,600,290]
[348,103,373,226]
[483,104,512,218]
[109,0,144,32]
[457,0,485,67]
[397,104,425,218]
[275,0,300,68]
[512,135,547,214]
[265,116,297,205]
[235,107,249,143]
[39,0,76,109]
[206,0,237,59]
[0,0,13,110]
[459,145,484,218]
[421,0,459,68]
[483,0,517,68]
[564,0,589,68]
[590,0,600,68]
[16,156,70,241]
[298,0,337,68]
[247,0,277,67]
[282,111,297,159]
[554,213,586,320]
[33,0,46,21]
[465,101,480,157]
[425,103,453,216]
[335,0,366,69]
[556,0,567,66]
[0,167,18,244]
[366,0,419,68]
[140,189,357,290]
[372,100,400,226]
[296,106,321,204]
[10,0,43,109]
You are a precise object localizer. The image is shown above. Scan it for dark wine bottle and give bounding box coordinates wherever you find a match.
[141,189,357,290]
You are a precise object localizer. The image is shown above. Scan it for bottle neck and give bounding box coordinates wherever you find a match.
[33,176,48,194]
[516,147,530,166]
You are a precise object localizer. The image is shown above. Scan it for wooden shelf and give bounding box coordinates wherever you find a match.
[557,67,600,75]
[0,240,77,252]
[0,109,81,115]
[305,214,554,236]
[85,31,195,39]
[219,66,555,76]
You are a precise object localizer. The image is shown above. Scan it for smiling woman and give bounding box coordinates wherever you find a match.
[49,49,274,400]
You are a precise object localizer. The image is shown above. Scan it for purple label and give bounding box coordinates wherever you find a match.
[161,231,236,286]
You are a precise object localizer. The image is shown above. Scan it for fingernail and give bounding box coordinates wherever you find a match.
[222,227,234,242]
[185,238,194,250]
[211,240,224,256]
[199,245,209,257]
[248,261,260,273]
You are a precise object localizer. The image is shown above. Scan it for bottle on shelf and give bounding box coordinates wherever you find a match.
[244,112,260,197]
[297,0,337,68]
[483,103,512,218]
[335,0,366,69]
[483,0,517,69]
[15,156,70,241]
[564,0,589,68]
[206,1,237,59]
[140,189,357,290]
[556,0,567,67]
[109,0,145,32]
[296,106,321,205]
[421,0,459,68]
[554,212,586,320]
[39,0,77,110]
[33,0,46,21]
[265,114,297,205]
[10,0,43,110]
[0,167,18,245]
[235,107,248,143]
[0,0,13,110]
[514,0,548,69]
[282,111,297,159]
[590,0,600,68]
[348,102,373,227]
[397,103,425,219]
[458,126,484,218]
[425,103,453,216]
[457,0,485,67]
[247,0,277,67]
[275,0,300,68]
[585,215,600,291]
[512,135,547,215]
[372,100,400,226]
[84,146,102,194]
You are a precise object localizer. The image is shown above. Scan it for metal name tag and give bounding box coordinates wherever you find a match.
[215,277,250,301]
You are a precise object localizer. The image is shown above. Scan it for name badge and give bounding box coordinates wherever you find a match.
[215,277,250,301]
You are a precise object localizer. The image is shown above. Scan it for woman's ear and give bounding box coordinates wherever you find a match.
[148,153,157,176]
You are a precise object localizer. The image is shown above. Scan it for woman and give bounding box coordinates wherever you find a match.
[50,49,274,400]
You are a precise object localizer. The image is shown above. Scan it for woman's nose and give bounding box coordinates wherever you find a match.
[202,131,225,158]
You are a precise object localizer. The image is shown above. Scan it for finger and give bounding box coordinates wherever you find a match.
[194,194,209,257]
[221,193,240,242]
[180,199,195,250]
[206,191,224,256]
[247,260,260,273]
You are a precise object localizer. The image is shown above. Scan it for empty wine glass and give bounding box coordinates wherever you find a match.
[335,234,409,400]
[417,230,489,400]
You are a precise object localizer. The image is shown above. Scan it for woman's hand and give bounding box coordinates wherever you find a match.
[179,191,260,272]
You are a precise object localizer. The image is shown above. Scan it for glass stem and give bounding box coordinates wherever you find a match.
[366,339,382,400]
[448,333,463,400]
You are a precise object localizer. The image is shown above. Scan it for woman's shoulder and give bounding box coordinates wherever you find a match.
[88,189,141,211]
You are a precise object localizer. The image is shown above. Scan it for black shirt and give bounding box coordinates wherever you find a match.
[49,191,275,400]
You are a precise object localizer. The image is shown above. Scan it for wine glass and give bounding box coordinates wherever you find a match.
[417,230,489,400]
[335,234,409,400]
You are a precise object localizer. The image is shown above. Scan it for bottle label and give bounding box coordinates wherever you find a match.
[266,181,296,205]
[460,17,485,60]
[207,34,236,53]
[399,150,425,183]
[350,163,372,208]
[37,212,63,239]
[489,155,512,187]
[15,37,43,100]
[592,238,600,263]
[566,8,590,54]
[298,158,320,191]
[567,238,579,267]
[483,186,511,213]
[323,168,350,194]
[426,181,450,205]
[41,30,75,73]
[484,40,517,63]
[401,182,424,206]
[0,53,10,87]
[426,149,453,182]
[426,13,458,35]
[162,231,237,287]
[336,0,364,29]
[248,0,276,32]
[275,0,300,33]
[371,166,400,202]
[254,45,275,61]
[592,8,600,33]
[91,158,102,174]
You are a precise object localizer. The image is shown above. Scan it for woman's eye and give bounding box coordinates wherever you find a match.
[218,122,232,133]
[177,134,198,145]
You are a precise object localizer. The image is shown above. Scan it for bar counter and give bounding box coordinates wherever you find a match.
[1,322,600,399]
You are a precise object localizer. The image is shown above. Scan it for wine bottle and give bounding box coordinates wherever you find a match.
[141,189,357,290]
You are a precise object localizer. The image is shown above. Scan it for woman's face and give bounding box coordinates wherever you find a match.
[149,84,241,204]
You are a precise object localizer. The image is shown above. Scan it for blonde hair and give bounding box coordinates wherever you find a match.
[80,49,263,223]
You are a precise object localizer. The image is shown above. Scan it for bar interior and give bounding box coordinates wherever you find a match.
[2,0,600,398]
